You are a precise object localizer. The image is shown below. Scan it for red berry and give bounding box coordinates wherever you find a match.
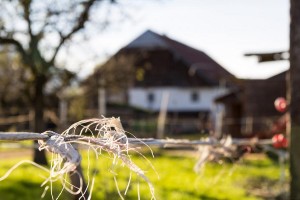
[274,97,287,113]
[272,133,288,148]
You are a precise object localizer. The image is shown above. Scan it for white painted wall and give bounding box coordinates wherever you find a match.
[128,87,228,112]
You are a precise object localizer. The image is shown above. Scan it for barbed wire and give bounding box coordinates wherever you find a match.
[0,132,273,146]
[0,132,48,141]
[0,117,279,200]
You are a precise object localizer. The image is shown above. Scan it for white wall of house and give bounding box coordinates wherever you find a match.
[128,87,228,112]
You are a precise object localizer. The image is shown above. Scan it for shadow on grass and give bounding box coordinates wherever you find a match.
[0,179,71,200]
[244,176,289,200]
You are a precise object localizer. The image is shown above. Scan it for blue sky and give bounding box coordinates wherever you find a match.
[65,0,289,79]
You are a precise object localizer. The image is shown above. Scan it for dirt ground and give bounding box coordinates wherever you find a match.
[0,148,32,159]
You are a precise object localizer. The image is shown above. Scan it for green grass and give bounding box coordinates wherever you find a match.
[0,150,287,200]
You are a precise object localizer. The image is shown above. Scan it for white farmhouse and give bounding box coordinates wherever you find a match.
[90,30,235,132]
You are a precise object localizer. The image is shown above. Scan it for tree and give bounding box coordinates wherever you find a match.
[0,0,117,165]
[0,47,32,114]
[289,0,300,199]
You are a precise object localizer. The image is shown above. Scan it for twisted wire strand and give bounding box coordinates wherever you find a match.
[0,132,273,146]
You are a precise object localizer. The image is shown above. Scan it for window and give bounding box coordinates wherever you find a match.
[191,92,199,102]
[148,92,155,103]
[136,68,145,81]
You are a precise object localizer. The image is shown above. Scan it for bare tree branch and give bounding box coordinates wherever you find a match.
[0,37,28,62]
[20,0,33,36]
[50,0,99,65]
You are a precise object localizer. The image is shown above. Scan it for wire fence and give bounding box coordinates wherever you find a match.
[0,132,273,145]
[0,117,285,200]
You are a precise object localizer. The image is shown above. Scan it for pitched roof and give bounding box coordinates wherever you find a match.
[124,30,234,85]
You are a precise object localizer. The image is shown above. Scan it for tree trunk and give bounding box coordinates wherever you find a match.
[289,0,300,199]
[33,74,48,165]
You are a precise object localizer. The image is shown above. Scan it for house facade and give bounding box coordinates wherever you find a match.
[129,87,227,113]
[87,30,236,134]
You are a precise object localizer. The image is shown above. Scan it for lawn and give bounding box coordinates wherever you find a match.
[0,148,288,200]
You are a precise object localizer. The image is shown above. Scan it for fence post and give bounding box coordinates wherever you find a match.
[215,111,223,138]
[157,91,169,139]
[59,98,68,129]
[98,79,106,117]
